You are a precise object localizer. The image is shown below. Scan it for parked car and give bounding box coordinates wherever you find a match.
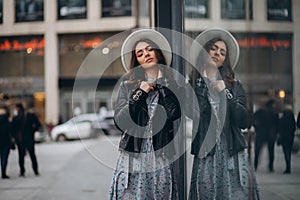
[51,113,98,142]
[90,112,120,136]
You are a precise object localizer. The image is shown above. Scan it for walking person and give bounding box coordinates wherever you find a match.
[253,99,279,172]
[0,105,12,179]
[12,103,42,177]
[188,28,260,199]
[109,29,181,199]
[278,104,296,174]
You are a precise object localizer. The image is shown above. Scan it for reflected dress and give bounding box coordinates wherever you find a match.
[109,90,178,200]
[189,86,260,200]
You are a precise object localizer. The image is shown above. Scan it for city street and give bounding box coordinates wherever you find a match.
[1,135,300,200]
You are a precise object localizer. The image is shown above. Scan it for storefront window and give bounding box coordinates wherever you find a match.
[0,36,45,114]
[267,0,292,21]
[234,33,292,93]
[101,0,132,17]
[185,0,208,18]
[59,32,123,78]
[15,0,44,22]
[0,35,44,77]
[57,0,87,20]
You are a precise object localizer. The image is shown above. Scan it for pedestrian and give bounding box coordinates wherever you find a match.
[278,104,296,174]
[12,103,42,177]
[187,28,260,199]
[109,29,181,199]
[253,99,279,172]
[0,105,12,179]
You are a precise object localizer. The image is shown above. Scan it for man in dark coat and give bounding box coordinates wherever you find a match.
[278,105,296,174]
[0,105,12,179]
[12,103,42,177]
[253,99,279,172]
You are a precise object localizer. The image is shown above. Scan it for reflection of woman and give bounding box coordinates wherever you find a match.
[109,29,181,199]
[188,28,260,199]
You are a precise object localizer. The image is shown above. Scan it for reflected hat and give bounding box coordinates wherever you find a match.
[121,29,172,72]
[191,28,240,69]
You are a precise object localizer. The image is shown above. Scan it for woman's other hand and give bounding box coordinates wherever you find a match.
[210,80,226,92]
[140,81,155,93]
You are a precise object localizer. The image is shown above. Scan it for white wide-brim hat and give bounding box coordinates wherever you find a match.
[121,29,172,72]
[191,28,240,69]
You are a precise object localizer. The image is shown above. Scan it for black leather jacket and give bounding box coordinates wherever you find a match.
[114,77,181,156]
[189,78,248,158]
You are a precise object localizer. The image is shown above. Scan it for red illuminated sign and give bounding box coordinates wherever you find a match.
[0,35,290,53]
[0,38,44,51]
[0,37,102,53]
[238,36,290,48]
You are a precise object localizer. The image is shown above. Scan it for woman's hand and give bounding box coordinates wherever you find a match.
[210,80,226,92]
[140,81,155,93]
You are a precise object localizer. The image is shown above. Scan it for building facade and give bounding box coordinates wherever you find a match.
[0,0,299,124]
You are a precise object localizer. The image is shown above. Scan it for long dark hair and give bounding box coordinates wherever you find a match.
[190,38,235,89]
[126,39,174,83]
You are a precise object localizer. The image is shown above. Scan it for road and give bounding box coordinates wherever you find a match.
[1,135,300,200]
[0,136,118,200]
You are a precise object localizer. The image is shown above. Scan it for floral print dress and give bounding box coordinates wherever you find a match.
[109,90,178,200]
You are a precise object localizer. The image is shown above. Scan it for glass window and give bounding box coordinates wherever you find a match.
[249,0,253,20]
[59,32,123,78]
[57,0,87,20]
[185,0,209,18]
[234,33,292,92]
[267,0,292,21]
[184,0,209,18]
[0,36,44,77]
[221,0,248,19]
[101,0,132,17]
[0,0,3,23]
[15,0,44,22]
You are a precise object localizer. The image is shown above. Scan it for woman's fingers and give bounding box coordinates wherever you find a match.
[140,81,154,93]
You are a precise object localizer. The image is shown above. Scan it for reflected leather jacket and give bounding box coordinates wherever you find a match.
[189,78,248,157]
[114,77,181,156]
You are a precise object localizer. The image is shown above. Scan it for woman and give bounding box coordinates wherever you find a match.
[109,29,181,199]
[188,28,260,199]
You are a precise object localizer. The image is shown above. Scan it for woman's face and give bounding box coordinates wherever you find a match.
[207,40,227,68]
[135,41,159,70]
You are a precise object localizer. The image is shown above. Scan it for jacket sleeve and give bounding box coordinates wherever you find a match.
[156,78,181,121]
[114,82,149,132]
[227,81,249,129]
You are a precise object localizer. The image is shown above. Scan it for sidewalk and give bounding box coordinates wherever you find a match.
[1,136,300,200]
[253,144,300,200]
[0,137,115,200]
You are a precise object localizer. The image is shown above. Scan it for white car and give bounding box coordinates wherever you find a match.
[51,114,98,142]
[90,112,120,135]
